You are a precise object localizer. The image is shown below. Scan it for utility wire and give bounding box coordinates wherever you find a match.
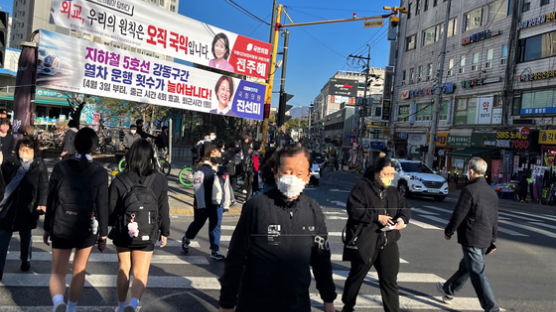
[223,0,270,26]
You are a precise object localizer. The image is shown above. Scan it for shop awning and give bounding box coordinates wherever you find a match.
[0,93,69,107]
[449,147,499,158]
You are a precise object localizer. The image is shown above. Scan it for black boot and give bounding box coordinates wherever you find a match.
[20,260,30,272]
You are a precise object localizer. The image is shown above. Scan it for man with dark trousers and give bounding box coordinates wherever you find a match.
[218,145,336,312]
[438,156,500,312]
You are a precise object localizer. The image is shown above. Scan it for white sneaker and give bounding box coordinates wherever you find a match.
[436,282,454,304]
[53,303,66,312]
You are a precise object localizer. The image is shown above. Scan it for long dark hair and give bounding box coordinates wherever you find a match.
[126,139,155,176]
[364,157,394,180]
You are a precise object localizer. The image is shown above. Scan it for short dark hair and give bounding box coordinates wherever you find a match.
[215,76,234,101]
[364,157,394,179]
[15,136,37,159]
[68,119,79,129]
[211,33,230,60]
[0,119,10,126]
[130,124,137,129]
[136,119,144,125]
[74,127,98,155]
[273,144,311,171]
[126,139,155,176]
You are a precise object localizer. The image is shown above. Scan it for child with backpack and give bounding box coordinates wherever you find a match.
[181,144,226,260]
[108,139,170,312]
[0,136,48,279]
[43,128,109,312]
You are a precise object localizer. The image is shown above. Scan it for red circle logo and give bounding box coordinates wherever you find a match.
[520,127,530,137]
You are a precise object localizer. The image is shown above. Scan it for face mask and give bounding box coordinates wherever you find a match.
[380,177,393,187]
[211,157,222,164]
[130,130,136,134]
[210,135,217,141]
[277,175,307,199]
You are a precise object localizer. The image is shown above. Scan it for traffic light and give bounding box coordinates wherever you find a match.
[278,92,293,126]
[0,11,8,68]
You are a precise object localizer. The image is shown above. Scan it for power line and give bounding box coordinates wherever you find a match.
[223,0,270,26]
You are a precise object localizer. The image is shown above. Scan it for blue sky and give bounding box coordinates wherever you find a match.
[0,0,398,108]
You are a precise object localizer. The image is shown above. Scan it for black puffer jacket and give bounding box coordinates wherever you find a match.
[343,177,411,263]
[0,158,48,231]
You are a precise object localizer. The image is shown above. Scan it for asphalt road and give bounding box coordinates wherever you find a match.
[0,170,554,311]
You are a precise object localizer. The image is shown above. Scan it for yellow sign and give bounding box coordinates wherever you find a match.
[364,20,384,28]
[427,132,449,146]
[539,130,556,145]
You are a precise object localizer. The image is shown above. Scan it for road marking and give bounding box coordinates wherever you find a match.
[323,211,346,215]
[509,210,556,222]
[330,188,350,193]
[328,232,342,237]
[330,253,409,263]
[310,294,485,311]
[499,220,556,239]
[422,205,452,214]
[328,271,443,283]
[529,221,556,231]
[499,211,548,223]
[496,227,528,237]
[329,200,347,207]
[6,252,209,265]
[326,216,348,220]
[221,225,236,230]
[416,215,449,225]
[412,208,438,215]
[409,219,442,230]
[159,240,201,248]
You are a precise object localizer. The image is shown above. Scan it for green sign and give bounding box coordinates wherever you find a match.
[471,133,497,147]
[447,136,472,147]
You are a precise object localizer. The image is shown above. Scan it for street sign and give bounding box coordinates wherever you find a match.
[364,20,384,28]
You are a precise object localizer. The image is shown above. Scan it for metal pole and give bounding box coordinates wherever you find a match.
[426,0,451,168]
[277,29,290,127]
[169,118,173,163]
[269,0,277,43]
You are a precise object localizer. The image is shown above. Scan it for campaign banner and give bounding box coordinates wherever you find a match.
[36,30,266,120]
[49,0,271,80]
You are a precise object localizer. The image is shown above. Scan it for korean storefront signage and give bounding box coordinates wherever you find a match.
[518,11,556,30]
[447,136,471,147]
[477,97,494,124]
[496,130,529,149]
[49,0,272,80]
[539,130,556,145]
[401,82,455,99]
[37,30,266,120]
[407,133,427,146]
[471,133,497,147]
[461,29,500,46]
[426,132,449,146]
[460,77,502,89]
[517,68,556,82]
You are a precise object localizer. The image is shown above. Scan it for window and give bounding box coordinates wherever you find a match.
[486,48,494,68]
[440,100,449,121]
[170,4,176,11]
[448,17,458,37]
[406,34,417,51]
[410,67,415,82]
[417,65,423,80]
[501,45,508,64]
[416,103,432,121]
[459,55,466,73]
[522,0,530,12]
[402,70,407,82]
[398,105,410,121]
[427,63,433,79]
[519,89,556,114]
[408,3,412,19]
[448,58,454,76]
[424,0,429,11]
[464,6,487,32]
[435,24,444,42]
[472,52,480,70]
[519,30,556,62]
[416,0,421,15]
[434,0,438,6]
[489,0,508,22]
[423,26,436,46]
[541,0,550,6]
[454,98,477,125]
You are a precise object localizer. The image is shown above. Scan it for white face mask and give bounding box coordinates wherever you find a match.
[210,135,217,141]
[130,130,137,135]
[277,175,307,199]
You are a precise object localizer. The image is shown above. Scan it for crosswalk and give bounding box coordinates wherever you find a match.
[0,217,487,312]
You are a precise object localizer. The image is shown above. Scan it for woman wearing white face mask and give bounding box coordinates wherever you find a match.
[0,136,48,279]
[341,157,411,312]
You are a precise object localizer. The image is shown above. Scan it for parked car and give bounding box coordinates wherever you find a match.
[391,159,449,201]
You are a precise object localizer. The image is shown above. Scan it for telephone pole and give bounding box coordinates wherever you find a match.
[277,29,290,127]
[349,45,371,165]
[426,0,451,168]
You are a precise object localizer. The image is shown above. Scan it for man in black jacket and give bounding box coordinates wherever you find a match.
[218,145,336,312]
[438,157,499,312]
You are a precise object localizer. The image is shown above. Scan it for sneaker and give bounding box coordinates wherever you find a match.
[210,250,225,261]
[20,260,30,272]
[436,282,453,304]
[123,306,136,312]
[181,237,190,254]
[53,303,67,312]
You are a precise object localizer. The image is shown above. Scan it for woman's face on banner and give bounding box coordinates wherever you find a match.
[217,79,232,107]
[214,38,227,60]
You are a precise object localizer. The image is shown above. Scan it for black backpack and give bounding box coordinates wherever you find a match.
[117,174,159,247]
[52,161,96,242]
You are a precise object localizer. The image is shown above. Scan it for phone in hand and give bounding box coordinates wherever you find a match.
[486,243,496,255]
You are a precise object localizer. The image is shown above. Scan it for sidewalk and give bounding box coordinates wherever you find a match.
[42,157,244,216]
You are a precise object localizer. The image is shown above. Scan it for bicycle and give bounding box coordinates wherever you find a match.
[178,166,194,187]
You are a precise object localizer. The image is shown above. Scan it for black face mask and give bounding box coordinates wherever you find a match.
[211,157,223,165]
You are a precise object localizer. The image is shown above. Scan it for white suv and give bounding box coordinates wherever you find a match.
[391,159,449,201]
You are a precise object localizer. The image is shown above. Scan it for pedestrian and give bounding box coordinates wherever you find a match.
[181,144,226,260]
[0,119,14,163]
[155,125,169,157]
[518,171,528,202]
[218,145,336,312]
[251,141,261,193]
[135,119,156,140]
[0,136,48,279]
[60,119,79,159]
[108,139,170,312]
[43,128,109,312]
[123,125,141,151]
[341,156,411,312]
[437,157,500,312]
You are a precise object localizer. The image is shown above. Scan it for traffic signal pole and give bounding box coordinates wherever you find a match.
[277,29,290,127]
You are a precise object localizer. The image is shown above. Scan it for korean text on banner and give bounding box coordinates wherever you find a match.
[476,97,493,124]
[49,0,272,80]
[36,29,266,121]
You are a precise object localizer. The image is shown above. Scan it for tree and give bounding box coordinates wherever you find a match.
[65,93,94,126]
[284,118,308,131]
[95,97,172,130]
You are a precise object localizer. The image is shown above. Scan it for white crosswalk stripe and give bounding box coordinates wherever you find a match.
[409,219,442,230]
[499,219,556,239]
[6,252,209,265]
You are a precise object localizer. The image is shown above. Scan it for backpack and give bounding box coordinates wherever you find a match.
[52,161,96,242]
[117,174,159,247]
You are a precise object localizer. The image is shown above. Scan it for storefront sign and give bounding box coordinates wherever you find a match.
[539,130,556,145]
[407,133,426,146]
[492,108,502,124]
[496,130,530,149]
[37,30,266,120]
[460,77,502,89]
[382,99,391,121]
[518,11,556,30]
[329,79,358,97]
[49,0,272,80]
[471,133,497,147]
[447,136,471,147]
[461,29,500,46]
[520,127,530,137]
[427,132,449,146]
[409,101,416,124]
[517,68,556,82]
[401,82,455,99]
[370,141,386,150]
[477,97,494,124]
